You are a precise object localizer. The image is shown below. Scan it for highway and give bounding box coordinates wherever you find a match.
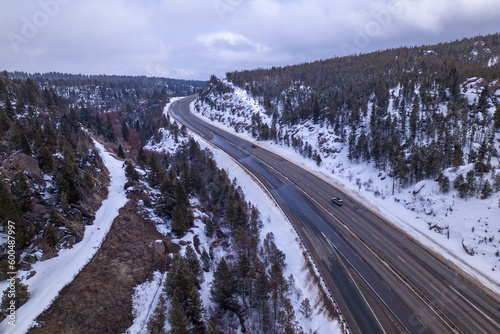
[171,95,500,333]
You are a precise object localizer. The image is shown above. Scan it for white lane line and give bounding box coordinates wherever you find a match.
[471,321,488,334]
[449,286,500,330]
[321,232,388,334]
[429,283,440,293]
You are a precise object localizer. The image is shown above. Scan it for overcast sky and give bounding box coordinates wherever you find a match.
[1,0,499,80]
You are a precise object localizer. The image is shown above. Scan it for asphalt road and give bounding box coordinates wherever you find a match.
[171,95,500,334]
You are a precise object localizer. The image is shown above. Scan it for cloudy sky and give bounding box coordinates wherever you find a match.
[1,0,499,80]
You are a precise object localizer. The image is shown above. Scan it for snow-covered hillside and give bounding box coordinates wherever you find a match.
[126,102,342,334]
[194,81,500,291]
[0,139,128,334]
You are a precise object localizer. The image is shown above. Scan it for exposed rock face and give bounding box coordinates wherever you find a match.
[1,147,110,260]
[153,240,166,255]
[1,153,46,187]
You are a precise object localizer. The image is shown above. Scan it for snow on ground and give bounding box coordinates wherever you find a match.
[128,180,341,334]
[125,271,167,334]
[144,97,186,154]
[191,95,500,294]
[0,139,128,334]
[192,135,342,333]
[127,98,341,333]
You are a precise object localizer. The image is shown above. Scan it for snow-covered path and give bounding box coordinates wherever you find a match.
[0,139,128,334]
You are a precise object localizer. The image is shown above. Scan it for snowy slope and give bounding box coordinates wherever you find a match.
[126,271,167,334]
[126,99,342,333]
[126,148,342,334]
[143,97,186,154]
[0,139,128,334]
[192,134,342,333]
[193,85,500,292]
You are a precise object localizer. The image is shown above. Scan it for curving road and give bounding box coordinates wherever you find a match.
[171,95,500,334]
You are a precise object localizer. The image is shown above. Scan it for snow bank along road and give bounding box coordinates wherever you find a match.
[0,139,128,334]
[171,95,500,334]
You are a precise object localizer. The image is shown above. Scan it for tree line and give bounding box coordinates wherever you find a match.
[199,34,500,196]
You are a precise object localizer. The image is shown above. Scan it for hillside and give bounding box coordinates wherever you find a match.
[0,72,340,333]
[0,71,206,267]
[0,72,203,328]
[0,71,110,268]
[194,34,500,285]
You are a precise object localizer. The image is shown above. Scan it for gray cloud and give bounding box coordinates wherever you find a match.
[1,0,499,80]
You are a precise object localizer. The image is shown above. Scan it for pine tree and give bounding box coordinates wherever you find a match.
[105,114,116,142]
[184,245,203,285]
[210,258,238,313]
[125,162,140,182]
[494,105,500,131]
[1,279,30,313]
[454,174,468,199]
[480,180,493,199]
[299,298,313,318]
[409,98,419,139]
[164,255,203,327]
[278,297,299,334]
[181,163,191,194]
[121,119,129,142]
[171,204,186,237]
[35,134,54,171]
[185,283,204,328]
[347,132,358,161]
[146,295,167,334]
[235,254,252,305]
[253,272,270,331]
[117,144,125,158]
[137,147,147,169]
[50,208,64,227]
[452,145,464,167]
[437,173,450,194]
[314,152,322,166]
[287,274,296,298]
[0,109,11,137]
[206,320,218,334]
[168,295,189,334]
[465,170,476,197]
[10,123,31,155]
[269,259,287,331]
[0,182,29,247]
[11,171,32,212]
[175,181,193,227]
[24,78,40,106]
[156,177,176,218]
[45,223,58,247]
[4,97,14,119]
[201,248,211,272]
[55,154,81,205]
[261,232,286,269]
[147,154,162,188]
[204,218,215,238]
